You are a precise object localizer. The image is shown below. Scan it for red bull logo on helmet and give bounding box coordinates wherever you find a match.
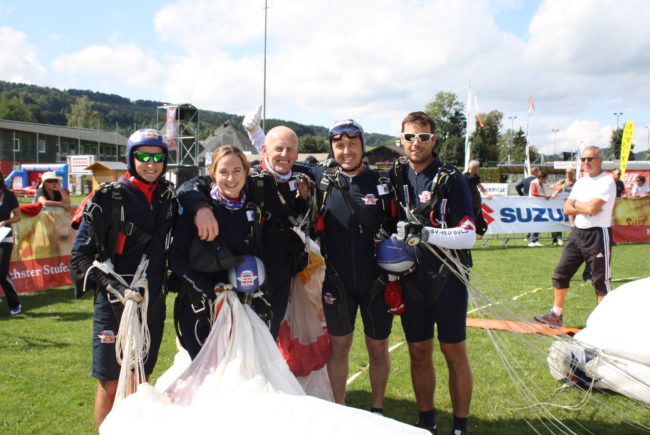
[235,270,258,288]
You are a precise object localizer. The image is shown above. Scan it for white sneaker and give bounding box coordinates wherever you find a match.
[534,241,544,247]
[528,242,537,247]
[557,239,564,246]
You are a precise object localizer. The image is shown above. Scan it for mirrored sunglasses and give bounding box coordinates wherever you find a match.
[134,151,166,163]
[402,133,434,142]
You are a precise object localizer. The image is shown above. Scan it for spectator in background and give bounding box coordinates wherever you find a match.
[463,160,492,236]
[0,173,22,315]
[34,172,71,211]
[630,175,650,198]
[534,146,616,327]
[528,171,558,247]
[515,166,540,196]
[611,169,626,198]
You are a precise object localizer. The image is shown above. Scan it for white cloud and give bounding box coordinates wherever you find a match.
[0,27,46,84]
[51,43,165,89]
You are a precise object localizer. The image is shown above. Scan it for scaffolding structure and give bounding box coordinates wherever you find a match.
[156,104,201,166]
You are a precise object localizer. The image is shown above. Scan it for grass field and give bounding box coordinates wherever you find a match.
[1,240,648,434]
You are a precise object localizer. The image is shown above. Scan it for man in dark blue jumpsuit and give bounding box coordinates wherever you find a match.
[390,112,475,434]
[71,129,175,429]
[292,119,395,412]
[177,126,310,339]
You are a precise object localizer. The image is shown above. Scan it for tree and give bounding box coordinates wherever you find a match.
[610,127,635,160]
[425,91,466,144]
[66,96,103,129]
[469,110,502,164]
[0,95,35,122]
[299,134,329,154]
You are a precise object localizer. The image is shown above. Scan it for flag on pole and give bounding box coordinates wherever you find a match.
[464,85,484,170]
[528,95,536,116]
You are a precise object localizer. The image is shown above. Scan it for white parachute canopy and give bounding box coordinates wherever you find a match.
[548,277,650,405]
[101,289,428,434]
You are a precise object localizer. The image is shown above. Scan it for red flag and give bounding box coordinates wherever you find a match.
[528,95,536,115]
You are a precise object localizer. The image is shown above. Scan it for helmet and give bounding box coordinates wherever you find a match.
[376,237,416,274]
[228,254,266,292]
[328,119,365,152]
[126,128,168,179]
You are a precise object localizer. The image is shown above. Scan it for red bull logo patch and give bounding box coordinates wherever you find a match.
[236,270,258,288]
[99,330,115,344]
[362,194,378,205]
[418,191,432,203]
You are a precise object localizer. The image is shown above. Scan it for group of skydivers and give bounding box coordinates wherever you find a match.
[71,109,478,434]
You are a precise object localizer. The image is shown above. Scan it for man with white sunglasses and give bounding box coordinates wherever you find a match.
[388,111,475,434]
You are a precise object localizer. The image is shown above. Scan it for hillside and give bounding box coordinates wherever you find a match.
[0,80,395,147]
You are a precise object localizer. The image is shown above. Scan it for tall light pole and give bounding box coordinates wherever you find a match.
[262,0,268,132]
[613,112,623,130]
[552,128,559,157]
[645,125,649,153]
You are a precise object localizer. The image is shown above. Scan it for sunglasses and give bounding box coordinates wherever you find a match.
[402,133,434,143]
[134,151,166,163]
[45,179,59,183]
[580,157,598,162]
[331,132,361,141]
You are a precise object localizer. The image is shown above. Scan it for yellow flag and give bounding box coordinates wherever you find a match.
[620,121,634,176]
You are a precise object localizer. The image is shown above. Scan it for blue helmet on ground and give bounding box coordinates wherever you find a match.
[126,128,169,180]
[376,237,416,274]
[228,254,266,293]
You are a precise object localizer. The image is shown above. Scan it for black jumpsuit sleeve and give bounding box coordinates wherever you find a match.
[176,175,213,214]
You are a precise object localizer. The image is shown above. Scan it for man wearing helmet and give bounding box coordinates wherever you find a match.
[389,112,475,434]
[292,119,396,414]
[71,129,176,428]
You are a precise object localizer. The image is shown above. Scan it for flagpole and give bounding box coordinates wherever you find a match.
[464,84,472,171]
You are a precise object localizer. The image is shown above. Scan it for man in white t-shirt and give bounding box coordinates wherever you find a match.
[534,146,616,327]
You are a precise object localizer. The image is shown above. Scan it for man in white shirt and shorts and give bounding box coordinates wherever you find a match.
[534,146,616,327]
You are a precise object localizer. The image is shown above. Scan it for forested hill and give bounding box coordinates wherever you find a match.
[0,80,394,148]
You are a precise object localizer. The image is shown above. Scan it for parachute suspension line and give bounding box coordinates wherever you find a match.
[87,256,152,401]
[422,243,650,433]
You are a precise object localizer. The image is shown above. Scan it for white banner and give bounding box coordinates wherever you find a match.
[482,183,508,196]
[481,196,571,234]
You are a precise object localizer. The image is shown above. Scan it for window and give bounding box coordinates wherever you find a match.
[38,139,46,153]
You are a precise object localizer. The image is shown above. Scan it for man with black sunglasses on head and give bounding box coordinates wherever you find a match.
[534,146,616,328]
[291,119,397,414]
[387,111,475,435]
[71,129,176,429]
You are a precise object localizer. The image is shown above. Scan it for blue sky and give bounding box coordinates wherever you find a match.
[1,0,649,155]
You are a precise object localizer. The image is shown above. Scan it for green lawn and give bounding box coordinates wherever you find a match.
[1,241,648,434]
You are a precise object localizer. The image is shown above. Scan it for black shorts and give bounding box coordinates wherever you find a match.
[552,227,612,297]
[91,288,166,381]
[321,264,393,340]
[400,274,468,344]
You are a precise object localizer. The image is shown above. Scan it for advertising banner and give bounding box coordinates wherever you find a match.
[482,197,571,234]
[611,198,650,243]
[3,207,74,294]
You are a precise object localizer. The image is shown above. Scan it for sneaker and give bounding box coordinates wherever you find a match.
[451,430,467,435]
[533,309,563,327]
[528,241,543,247]
[415,421,437,434]
[9,304,22,316]
[557,239,564,246]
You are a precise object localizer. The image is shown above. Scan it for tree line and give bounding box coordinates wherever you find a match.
[0,81,633,162]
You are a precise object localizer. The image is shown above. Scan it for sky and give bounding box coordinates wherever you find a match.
[1,0,649,156]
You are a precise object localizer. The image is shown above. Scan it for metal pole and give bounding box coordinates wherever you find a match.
[12,131,16,169]
[646,125,649,153]
[263,0,268,131]
[613,112,622,129]
[552,128,559,156]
